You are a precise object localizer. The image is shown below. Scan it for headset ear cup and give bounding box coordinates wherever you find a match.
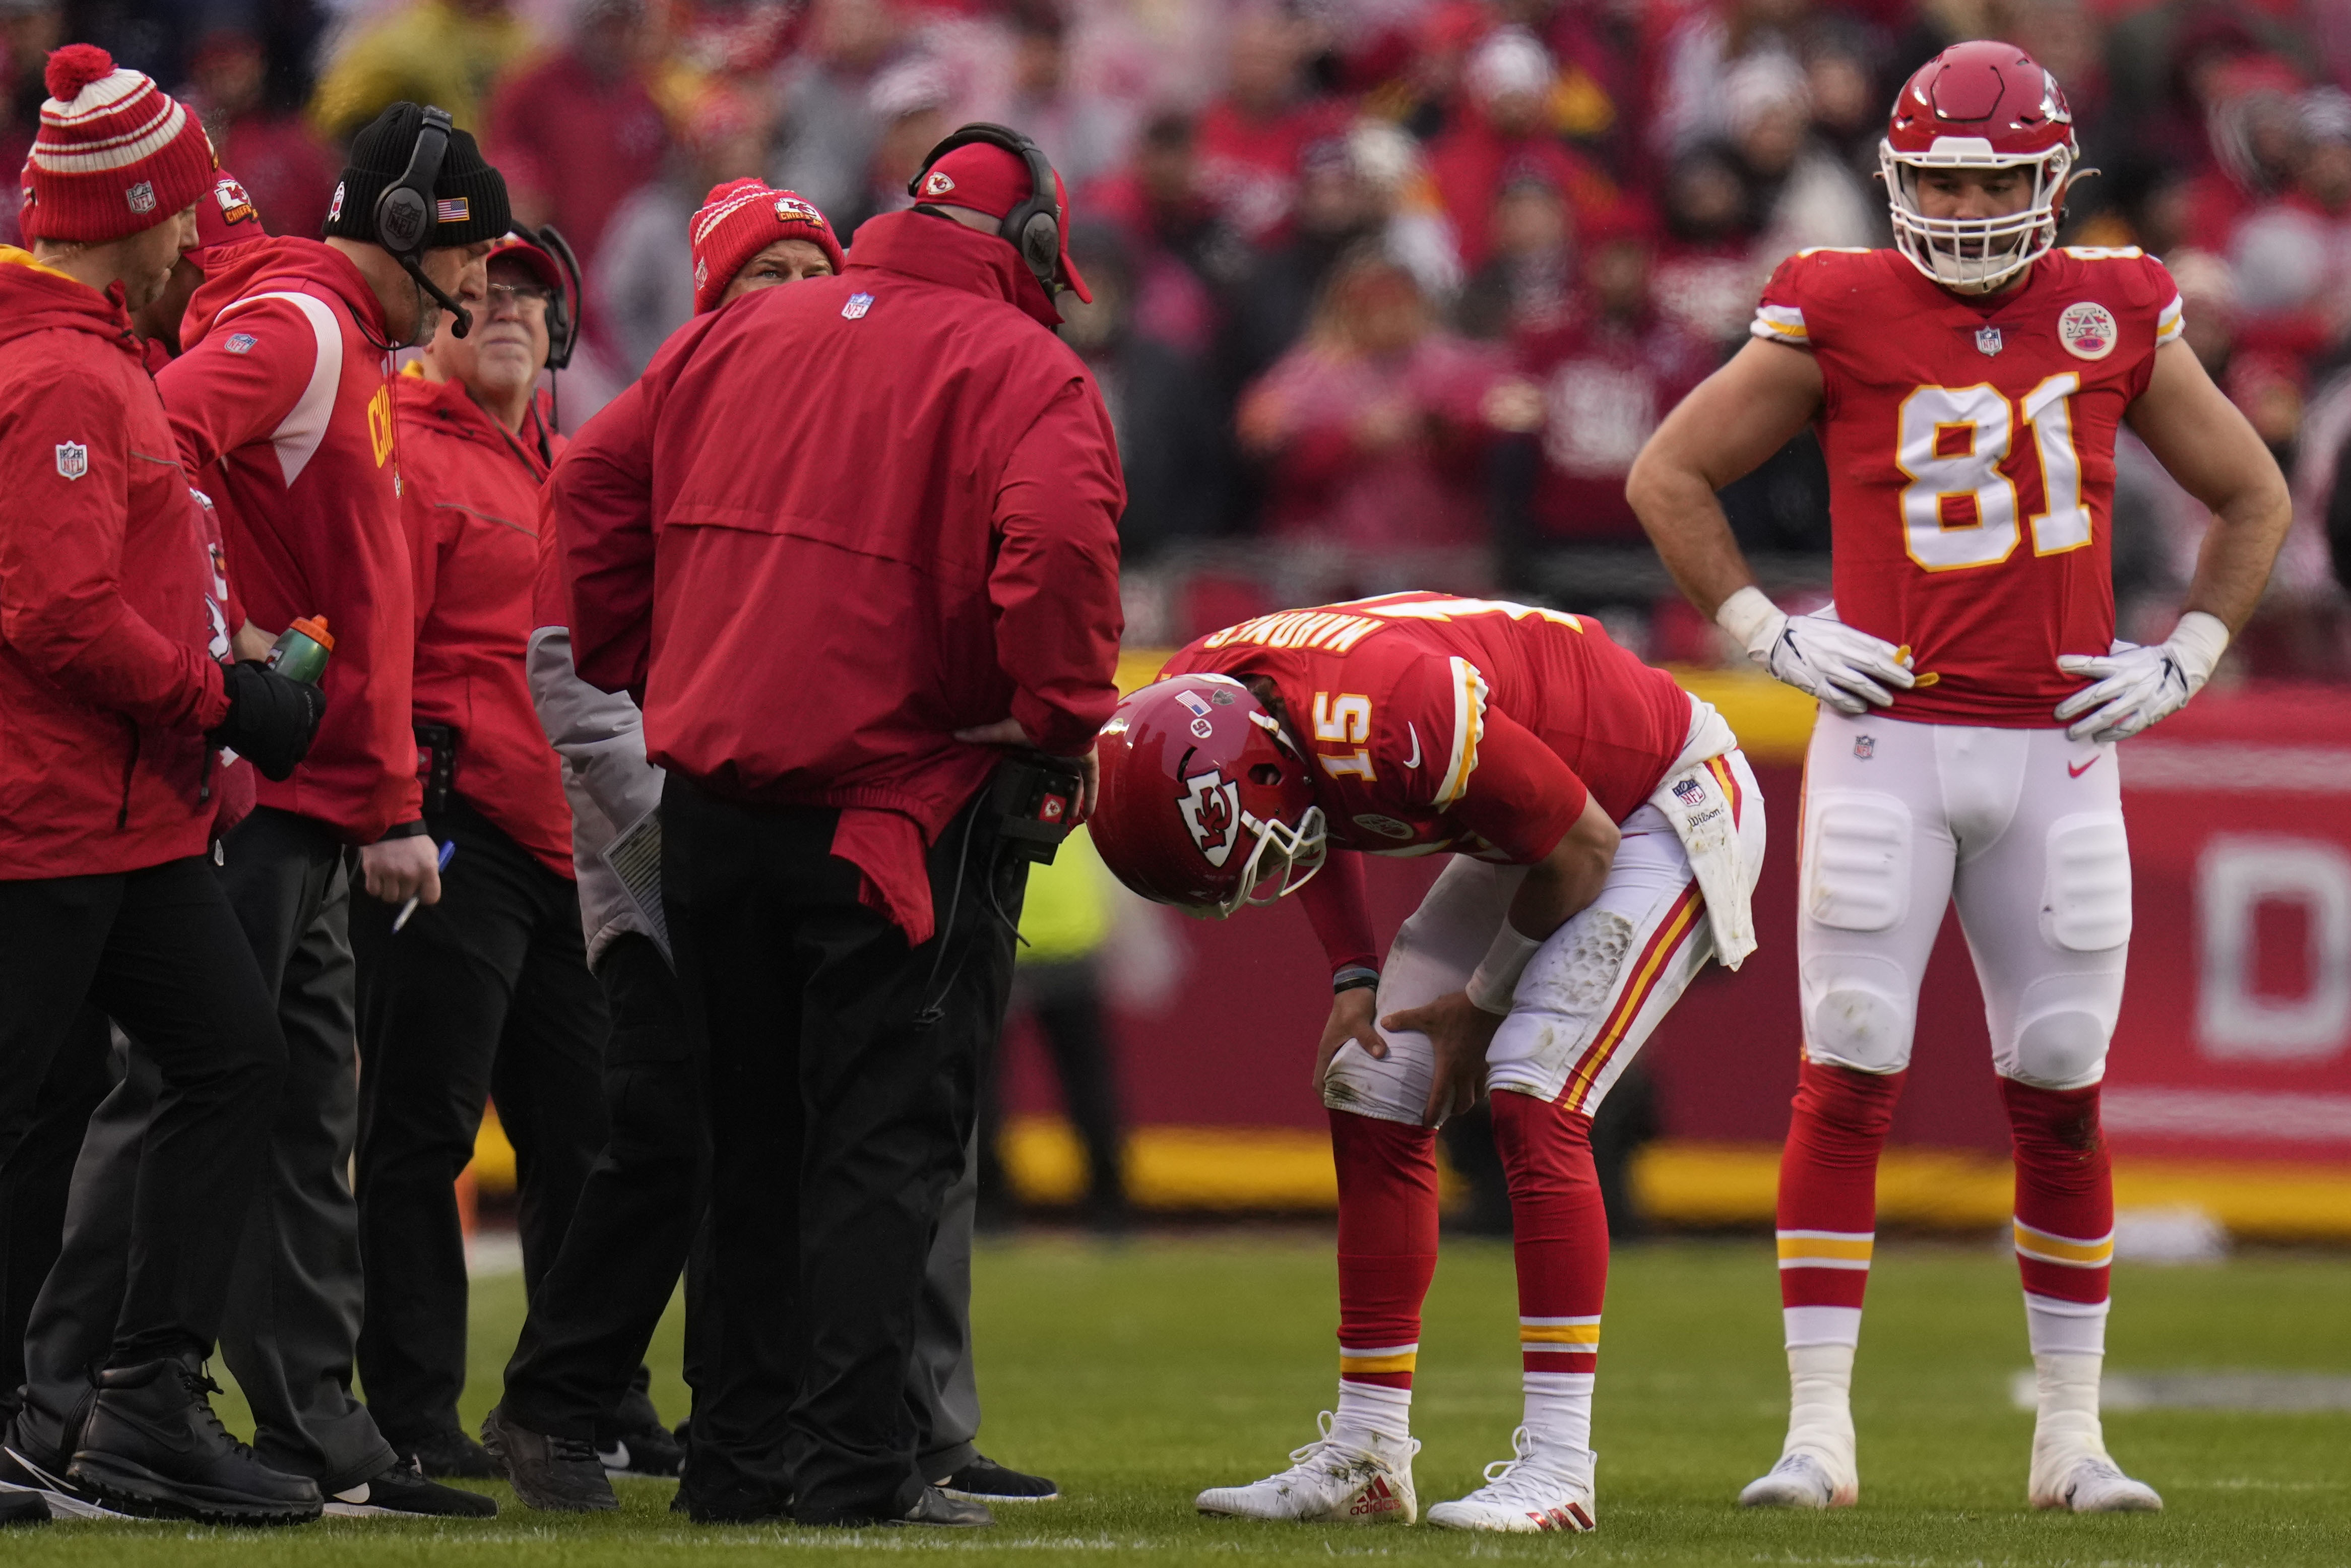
[1020,211,1059,284]
[377,186,429,257]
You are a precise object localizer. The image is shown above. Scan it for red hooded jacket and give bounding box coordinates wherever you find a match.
[394,369,574,879]
[556,211,1125,943]
[158,237,423,844]
[0,249,233,878]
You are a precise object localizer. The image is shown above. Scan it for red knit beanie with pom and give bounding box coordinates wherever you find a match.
[689,179,846,316]
[20,44,215,243]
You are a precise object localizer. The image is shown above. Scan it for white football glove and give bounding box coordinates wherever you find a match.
[2053,611,2230,744]
[1715,587,1915,716]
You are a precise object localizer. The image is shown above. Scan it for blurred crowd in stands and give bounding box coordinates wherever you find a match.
[12,0,2351,673]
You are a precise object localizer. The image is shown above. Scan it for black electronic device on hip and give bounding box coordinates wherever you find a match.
[988,750,1082,864]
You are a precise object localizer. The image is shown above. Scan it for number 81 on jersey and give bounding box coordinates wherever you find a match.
[1896,373,2089,571]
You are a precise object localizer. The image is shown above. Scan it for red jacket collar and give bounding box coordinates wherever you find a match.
[845,209,1065,330]
[181,235,393,351]
[0,247,140,355]
[396,367,554,480]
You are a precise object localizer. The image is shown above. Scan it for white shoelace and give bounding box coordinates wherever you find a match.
[1463,1426,1583,1510]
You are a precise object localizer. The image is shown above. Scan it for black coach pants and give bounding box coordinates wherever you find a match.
[351,798,611,1447]
[665,777,1023,1525]
[498,931,711,1440]
[0,1006,109,1417]
[0,860,284,1373]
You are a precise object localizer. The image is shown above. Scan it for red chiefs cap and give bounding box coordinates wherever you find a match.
[194,169,263,252]
[910,139,1091,303]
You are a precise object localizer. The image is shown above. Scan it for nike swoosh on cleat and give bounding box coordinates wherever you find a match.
[1403,724,1421,769]
[2068,757,2100,778]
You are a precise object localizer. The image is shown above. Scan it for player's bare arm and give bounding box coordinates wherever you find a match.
[1383,794,1621,1126]
[2053,341,2293,742]
[1628,341,1916,713]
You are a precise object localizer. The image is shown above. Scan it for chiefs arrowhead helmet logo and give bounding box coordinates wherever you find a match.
[1177,770,1242,867]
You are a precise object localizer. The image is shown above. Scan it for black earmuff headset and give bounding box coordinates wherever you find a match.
[909,121,1063,294]
[374,105,472,338]
[515,222,581,371]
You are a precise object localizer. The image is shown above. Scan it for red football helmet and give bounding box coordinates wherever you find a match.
[1091,674,1327,919]
[1880,40,2078,294]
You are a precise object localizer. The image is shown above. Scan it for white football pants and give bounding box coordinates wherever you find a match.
[1324,749,1764,1123]
[1798,710,2130,1089]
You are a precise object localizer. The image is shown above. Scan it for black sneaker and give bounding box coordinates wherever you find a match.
[395,1426,497,1480]
[480,1405,616,1513]
[937,1455,1059,1503]
[596,1420,684,1478]
[66,1357,321,1525]
[3,1433,136,1521]
[0,1491,46,1526]
[327,1456,496,1518]
[892,1485,991,1527]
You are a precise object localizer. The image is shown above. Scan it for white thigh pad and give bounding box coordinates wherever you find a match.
[2041,814,2132,952]
[1804,793,1913,933]
[1800,953,1918,1074]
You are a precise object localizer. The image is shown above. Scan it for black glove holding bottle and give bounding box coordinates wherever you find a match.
[207,661,327,782]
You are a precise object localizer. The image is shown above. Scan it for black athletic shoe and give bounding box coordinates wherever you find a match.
[596,1420,684,1478]
[893,1485,992,1527]
[67,1357,321,1525]
[937,1455,1060,1503]
[327,1456,496,1518]
[2,1431,131,1522]
[0,1491,47,1526]
[396,1427,497,1480]
[480,1405,616,1513]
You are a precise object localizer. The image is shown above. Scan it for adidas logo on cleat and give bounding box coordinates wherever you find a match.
[1349,1476,1403,1516]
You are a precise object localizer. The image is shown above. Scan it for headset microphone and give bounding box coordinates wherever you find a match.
[374,106,472,338]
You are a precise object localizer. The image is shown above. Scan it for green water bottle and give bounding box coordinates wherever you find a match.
[264,615,334,684]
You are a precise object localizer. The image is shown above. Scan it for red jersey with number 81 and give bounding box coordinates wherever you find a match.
[1752,245,2182,726]
[1161,592,1691,863]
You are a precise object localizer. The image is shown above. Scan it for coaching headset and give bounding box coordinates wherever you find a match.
[513,222,582,371]
[374,106,473,338]
[908,121,1064,295]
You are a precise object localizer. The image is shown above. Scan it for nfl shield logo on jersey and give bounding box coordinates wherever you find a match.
[1673,777,1707,809]
[1854,734,1876,760]
[1976,325,2003,356]
[842,292,874,320]
[54,441,87,480]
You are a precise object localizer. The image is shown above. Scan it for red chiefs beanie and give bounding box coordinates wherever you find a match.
[689,179,847,315]
[20,44,215,243]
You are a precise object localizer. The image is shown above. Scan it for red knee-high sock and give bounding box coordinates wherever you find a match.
[1490,1089,1608,1376]
[1775,1060,1904,1332]
[1330,1109,1439,1399]
[2002,1079,2112,1352]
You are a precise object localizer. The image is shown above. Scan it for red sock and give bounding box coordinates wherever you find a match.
[1330,1109,1438,1390]
[1776,1059,1904,1319]
[2003,1079,2112,1308]
[1490,1089,1607,1374]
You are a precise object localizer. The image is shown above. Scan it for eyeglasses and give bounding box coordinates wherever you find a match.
[484,282,552,319]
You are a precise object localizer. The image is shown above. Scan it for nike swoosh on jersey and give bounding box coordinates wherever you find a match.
[1403,723,1422,769]
[2068,757,2101,778]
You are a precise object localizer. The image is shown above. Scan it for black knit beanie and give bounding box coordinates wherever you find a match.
[323,101,511,247]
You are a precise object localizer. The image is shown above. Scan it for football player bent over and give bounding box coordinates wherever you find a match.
[1090,592,1766,1533]
[1628,41,2291,1516]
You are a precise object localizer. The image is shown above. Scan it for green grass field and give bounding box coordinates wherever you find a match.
[8,1233,2349,1565]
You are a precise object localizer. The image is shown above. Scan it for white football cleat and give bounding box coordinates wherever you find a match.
[1739,1447,1859,1509]
[1194,1412,1417,1524]
[2030,1447,2162,1513]
[1425,1427,1596,1534]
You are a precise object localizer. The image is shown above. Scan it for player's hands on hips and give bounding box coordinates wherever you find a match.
[2054,612,2230,743]
[361,834,443,906]
[1715,586,1913,715]
[1314,986,1384,1096]
[1382,990,1502,1128]
[955,717,1100,823]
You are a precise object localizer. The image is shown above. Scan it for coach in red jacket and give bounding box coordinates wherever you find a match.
[0,46,323,1525]
[349,233,648,1479]
[555,126,1123,1527]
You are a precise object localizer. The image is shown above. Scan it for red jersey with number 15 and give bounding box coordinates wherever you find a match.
[1752,245,2183,726]
[1161,593,1691,863]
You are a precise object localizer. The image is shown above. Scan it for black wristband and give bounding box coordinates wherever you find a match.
[376,820,430,842]
[1332,965,1380,995]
